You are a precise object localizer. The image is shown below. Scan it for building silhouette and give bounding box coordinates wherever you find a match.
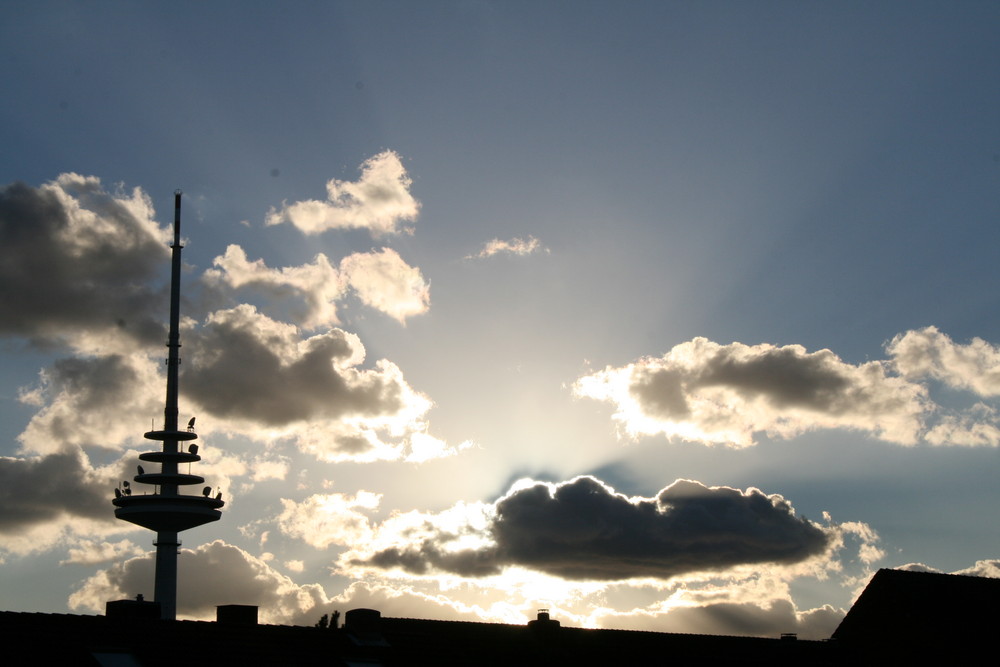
[3,568,998,664]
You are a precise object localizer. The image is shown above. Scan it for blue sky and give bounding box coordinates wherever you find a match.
[2,1,999,637]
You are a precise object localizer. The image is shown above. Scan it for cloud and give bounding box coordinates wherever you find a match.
[69,540,330,623]
[250,455,290,482]
[340,248,430,323]
[317,548,866,638]
[895,562,942,573]
[897,559,1000,579]
[60,539,144,565]
[888,326,1000,396]
[180,305,461,462]
[952,559,1000,578]
[575,337,930,447]
[277,491,381,549]
[265,151,419,236]
[0,450,146,557]
[0,174,169,347]
[594,598,843,639]
[183,305,404,424]
[923,403,1000,446]
[308,580,529,628]
[0,451,113,533]
[203,245,345,329]
[204,245,429,328]
[347,475,832,582]
[466,236,548,260]
[14,304,461,464]
[17,353,162,455]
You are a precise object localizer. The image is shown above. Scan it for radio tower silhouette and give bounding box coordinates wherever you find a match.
[112,190,224,620]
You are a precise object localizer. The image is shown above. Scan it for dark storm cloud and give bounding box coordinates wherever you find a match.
[0,175,169,345]
[354,476,831,581]
[182,306,405,426]
[0,452,110,532]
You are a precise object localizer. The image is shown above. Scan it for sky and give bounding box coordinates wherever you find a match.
[1,0,999,639]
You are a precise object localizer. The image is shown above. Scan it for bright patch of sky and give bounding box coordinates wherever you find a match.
[2,0,999,639]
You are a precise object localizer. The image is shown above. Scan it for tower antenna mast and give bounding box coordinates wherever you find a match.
[112,190,224,620]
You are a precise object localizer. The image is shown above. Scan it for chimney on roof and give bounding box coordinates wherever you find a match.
[345,608,381,633]
[216,605,258,626]
[106,594,161,620]
[528,608,560,631]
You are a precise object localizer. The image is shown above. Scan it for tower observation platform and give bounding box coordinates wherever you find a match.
[111,191,224,620]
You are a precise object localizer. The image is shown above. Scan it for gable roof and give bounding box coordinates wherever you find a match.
[831,567,1000,662]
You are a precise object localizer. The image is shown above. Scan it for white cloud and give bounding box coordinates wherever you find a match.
[897,559,1000,579]
[575,337,930,447]
[895,562,942,573]
[952,559,1000,578]
[277,491,382,549]
[203,245,345,329]
[340,248,430,323]
[0,515,135,559]
[60,539,144,565]
[204,245,429,328]
[250,455,290,482]
[923,403,1000,446]
[466,235,548,260]
[888,326,1000,396]
[265,151,419,236]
